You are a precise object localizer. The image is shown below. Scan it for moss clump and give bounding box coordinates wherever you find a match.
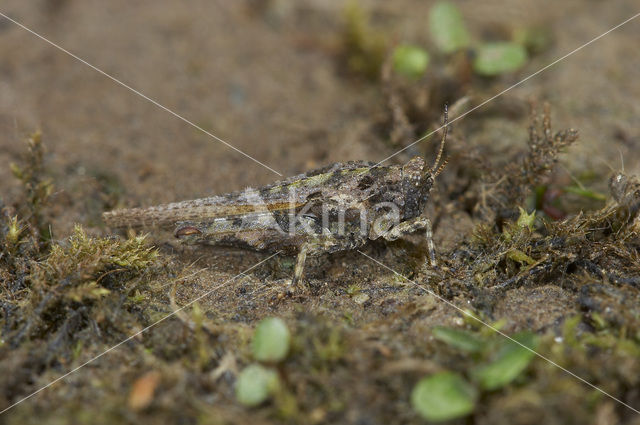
[1,134,160,411]
[4,224,158,345]
[9,131,54,246]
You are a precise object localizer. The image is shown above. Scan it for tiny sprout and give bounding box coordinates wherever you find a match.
[235,364,280,407]
[411,371,477,421]
[429,2,470,54]
[252,317,291,363]
[392,44,430,78]
[473,42,527,76]
[471,331,537,390]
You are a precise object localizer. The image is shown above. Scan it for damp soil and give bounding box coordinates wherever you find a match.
[1,1,640,424]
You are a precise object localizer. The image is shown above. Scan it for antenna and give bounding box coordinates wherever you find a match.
[430,104,448,175]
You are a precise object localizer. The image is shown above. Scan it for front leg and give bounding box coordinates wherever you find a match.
[290,243,310,290]
[382,216,437,267]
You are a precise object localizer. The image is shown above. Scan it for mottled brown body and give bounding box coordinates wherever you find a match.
[104,114,448,288]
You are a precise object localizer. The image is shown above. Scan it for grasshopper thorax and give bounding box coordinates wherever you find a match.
[400,106,449,220]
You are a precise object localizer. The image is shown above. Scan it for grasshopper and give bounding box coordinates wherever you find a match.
[103,112,449,289]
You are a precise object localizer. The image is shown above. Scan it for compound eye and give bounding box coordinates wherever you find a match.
[175,226,202,238]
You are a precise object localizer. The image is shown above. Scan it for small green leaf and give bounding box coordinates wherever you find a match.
[429,2,470,53]
[235,364,280,407]
[392,44,430,78]
[252,317,291,363]
[563,185,606,201]
[473,42,528,76]
[432,326,485,353]
[411,371,477,422]
[472,332,537,390]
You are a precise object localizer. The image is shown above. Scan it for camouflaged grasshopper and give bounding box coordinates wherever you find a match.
[103,113,449,289]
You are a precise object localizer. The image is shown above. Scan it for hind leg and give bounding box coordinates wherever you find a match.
[290,243,310,289]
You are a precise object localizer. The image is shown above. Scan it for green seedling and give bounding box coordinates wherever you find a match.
[252,317,291,363]
[432,326,485,353]
[472,331,538,390]
[429,1,470,53]
[411,371,477,422]
[392,44,430,78]
[236,364,281,407]
[473,42,528,76]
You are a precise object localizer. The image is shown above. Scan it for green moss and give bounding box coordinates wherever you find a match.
[9,131,54,245]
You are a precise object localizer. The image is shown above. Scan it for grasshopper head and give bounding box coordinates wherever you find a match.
[401,106,448,219]
[401,156,433,219]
